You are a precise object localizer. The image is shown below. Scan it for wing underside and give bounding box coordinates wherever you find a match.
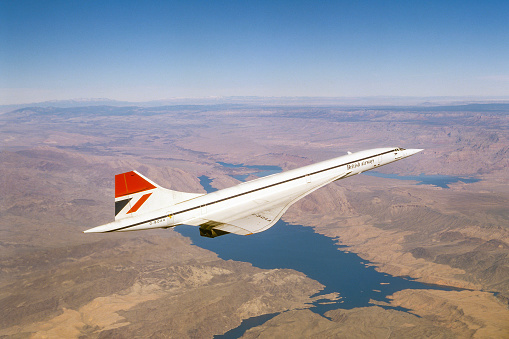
[189,171,352,238]
[197,203,292,237]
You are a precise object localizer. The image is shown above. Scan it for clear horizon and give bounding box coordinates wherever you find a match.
[3,95,509,111]
[2,0,508,105]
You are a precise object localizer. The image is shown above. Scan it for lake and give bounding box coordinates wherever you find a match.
[363,171,480,188]
[174,163,466,338]
[216,161,282,181]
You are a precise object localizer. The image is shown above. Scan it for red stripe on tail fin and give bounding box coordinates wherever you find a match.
[126,193,152,214]
[115,171,156,198]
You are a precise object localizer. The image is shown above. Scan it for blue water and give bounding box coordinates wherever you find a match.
[363,172,480,188]
[216,162,281,172]
[177,221,442,311]
[216,161,282,181]
[217,161,481,189]
[198,175,216,193]
[188,170,458,338]
[215,313,279,339]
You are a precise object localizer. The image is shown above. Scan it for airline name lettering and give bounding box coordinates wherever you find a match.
[347,159,374,170]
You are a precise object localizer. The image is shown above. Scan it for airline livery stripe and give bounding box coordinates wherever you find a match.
[127,193,152,214]
[106,149,396,232]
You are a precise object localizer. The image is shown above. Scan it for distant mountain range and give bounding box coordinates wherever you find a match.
[2,96,509,113]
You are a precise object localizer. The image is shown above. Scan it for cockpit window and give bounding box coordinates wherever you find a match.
[395,147,406,151]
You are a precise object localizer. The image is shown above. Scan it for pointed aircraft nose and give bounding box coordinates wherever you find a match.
[83,226,103,233]
[404,149,424,157]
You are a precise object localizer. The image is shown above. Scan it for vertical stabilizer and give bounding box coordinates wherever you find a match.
[115,171,157,198]
[114,171,203,220]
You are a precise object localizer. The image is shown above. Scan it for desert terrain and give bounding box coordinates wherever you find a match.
[1,102,508,338]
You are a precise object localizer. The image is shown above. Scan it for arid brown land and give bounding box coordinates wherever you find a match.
[1,103,507,338]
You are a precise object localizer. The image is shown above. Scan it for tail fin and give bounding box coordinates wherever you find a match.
[114,171,203,220]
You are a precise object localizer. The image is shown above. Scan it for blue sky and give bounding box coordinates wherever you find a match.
[1,0,508,104]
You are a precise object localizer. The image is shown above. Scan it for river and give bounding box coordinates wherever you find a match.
[176,163,466,338]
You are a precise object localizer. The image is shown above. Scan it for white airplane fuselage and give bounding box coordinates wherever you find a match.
[85,147,422,236]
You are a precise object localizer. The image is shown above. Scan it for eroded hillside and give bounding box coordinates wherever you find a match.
[1,104,507,337]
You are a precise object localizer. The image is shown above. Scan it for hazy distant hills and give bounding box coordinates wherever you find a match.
[5,102,509,131]
[2,96,509,113]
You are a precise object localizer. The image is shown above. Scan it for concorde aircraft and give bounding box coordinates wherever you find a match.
[84,147,422,237]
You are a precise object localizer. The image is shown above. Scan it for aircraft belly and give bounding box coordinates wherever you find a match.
[184,174,340,235]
